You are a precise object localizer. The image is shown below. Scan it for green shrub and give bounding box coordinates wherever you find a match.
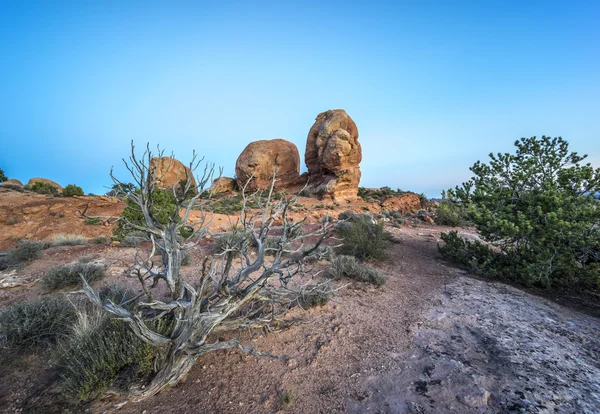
[114,188,177,240]
[30,181,60,195]
[56,314,155,401]
[40,263,105,291]
[6,216,17,225]
[301,284,332,308]
[51,233,87,246]
[330,255,386,286]
[92,236,108,245]
[335,213,391,261]
[0,240,44,270]
[0,168,6,183]
[441,136,600,289]
[85,217,101,225]
[120,231,148,247]
[62,184,84,197]
[0,295,77,349]
[434,190,469,227]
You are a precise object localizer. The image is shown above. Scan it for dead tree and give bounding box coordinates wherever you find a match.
[81,142,334,400]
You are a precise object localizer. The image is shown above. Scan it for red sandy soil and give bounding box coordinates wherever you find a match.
[1,224,598,413]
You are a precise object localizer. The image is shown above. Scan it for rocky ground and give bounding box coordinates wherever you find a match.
[1,220,598,413]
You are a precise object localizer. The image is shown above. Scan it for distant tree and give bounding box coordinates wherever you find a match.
[106,182,135,198]
[0,168,7,183]
[439,136,600,289]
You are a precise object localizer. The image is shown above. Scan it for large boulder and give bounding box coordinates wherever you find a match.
[1,179,23,187]
[381,193,422,214]
[235,139,301,191]
[149,157,197,195]
[210,177,238,194]
[305,109,362,200]
[27,178,63,191]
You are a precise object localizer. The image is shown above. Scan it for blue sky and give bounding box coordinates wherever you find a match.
[1,0,599,198]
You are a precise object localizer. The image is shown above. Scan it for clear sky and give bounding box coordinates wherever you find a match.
[1,0,599,198]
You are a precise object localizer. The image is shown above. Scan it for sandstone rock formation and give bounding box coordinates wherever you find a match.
[235,139,302,191]
[27,178,63,191]
[381,193,422,214]
[1,179,23,187]
[149,157,197,195]
[210,177,238,194]
[305,109,362,200]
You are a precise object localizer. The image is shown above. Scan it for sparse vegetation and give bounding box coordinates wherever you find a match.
[6,216,18,225]
[30,181,60,195]
[0,295,77,349]
[40,263,105,291]
[0,168,6,183]
[92,236,108,244]
[439,136,600,289]
[85,217,101,225]
[51,233,87,246]
[62,184,84,197]
[0,240,44,270]
[330,255,386,286]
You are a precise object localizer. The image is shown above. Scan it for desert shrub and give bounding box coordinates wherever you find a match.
[85,217,101,225]
[181,250,192,266]
[440,136,600,289]
[0,168,6,183]
[0,240,44,270]
[0,295,77,349]
[215,228,253,252]
[301,284,332,308]
[92,236,108,244]
[120,231,149,247]
[330,255,386,286]
[56,314,155,401]
[335,213,391,261]
[40,263,105,291]
[434,190,469,227]
[51,233,87,246]
[114,188,177,240]
[0,183,25,192]
[30,181,60,195]
[6,217,18,225]
[62,184,84,197]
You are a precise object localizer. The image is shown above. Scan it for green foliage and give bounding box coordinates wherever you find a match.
[335,213,391,261]
[40,263,105,291]
[30,181,60,195]
[330,255,386,286]
[301,288,331,308]
[358,186,406,202]
[56,314,155,401]
[434,190,469,227]
[91,236,108,245]
[114,188,177,239]
[106,182,135,198]
[440,136,600,289]
[0,168,6,183]
[85,217,101,225]
[62,184,84,197]
[0,295,77,349]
